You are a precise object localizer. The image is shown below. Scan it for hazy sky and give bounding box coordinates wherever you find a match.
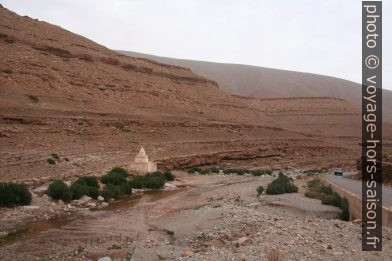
[1,0,391,90]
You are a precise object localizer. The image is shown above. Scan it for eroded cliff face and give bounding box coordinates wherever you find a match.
[1,6,390,184]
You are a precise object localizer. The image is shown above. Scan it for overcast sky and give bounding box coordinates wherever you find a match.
[1,0,391,90]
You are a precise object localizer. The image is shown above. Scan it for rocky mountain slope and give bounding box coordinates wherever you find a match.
[0,5,391,184]
[118,51,392,123]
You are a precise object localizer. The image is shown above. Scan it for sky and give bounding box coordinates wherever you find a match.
[1,0,391,90]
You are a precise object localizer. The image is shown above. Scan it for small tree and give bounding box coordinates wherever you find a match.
[266,173,298,195]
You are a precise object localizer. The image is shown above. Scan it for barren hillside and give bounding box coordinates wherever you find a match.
[118,51,392,123]
[1,5,391,184]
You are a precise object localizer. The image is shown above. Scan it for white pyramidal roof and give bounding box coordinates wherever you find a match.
[138,147,146,157]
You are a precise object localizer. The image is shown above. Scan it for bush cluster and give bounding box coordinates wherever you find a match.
[163,171,175,181]
[265,173,298,195]
[129,171,167,189]
[47,181,72,203]
[70,176,99,200]
[100,168,132,201]
[249,169,272,176]
[303,168,328,176]
[188,167,219,175]
[188,166,272,176]
[101,182,132,201]
[101,167,128,185]
[224,168,272,176]
[129,171,175,189]
[46,168,172,203]
[305,179,350,221]
[0,182,32,207]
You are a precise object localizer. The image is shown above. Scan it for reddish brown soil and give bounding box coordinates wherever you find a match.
[1,5,392,184]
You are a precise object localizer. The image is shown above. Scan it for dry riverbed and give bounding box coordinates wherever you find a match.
[1,171,392,260]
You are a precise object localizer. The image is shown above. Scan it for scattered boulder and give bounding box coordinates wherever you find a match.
[158,253,168,259]
[97,195,104,202]
[22,205,40,210]
[164,183,177,190]
[98,257,112,261]
[181,250,194,257]
[76,195,92,205]
[234,237,250,247]
[33,185,49,196]
[353,219,362,225]
[87,202,97,208]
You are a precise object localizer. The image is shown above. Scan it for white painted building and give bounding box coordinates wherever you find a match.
[129,147,157,174]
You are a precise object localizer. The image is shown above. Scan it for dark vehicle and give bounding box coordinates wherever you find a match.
[334,168,343,176]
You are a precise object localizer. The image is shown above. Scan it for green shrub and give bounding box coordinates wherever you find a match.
[47,158,56,165]
[51,153,60,161]
[305,178,350,221]
[47,181,72,202]
[74,176,99,188]
[307,179,322,189]
[129,176,145,189]
[340,198,350,221]
[100,186,115,201]
[149,171,164,178]
[266,173,298,195]
[320,185,333,195]
[304,190,326,200]
[321,192,342,208]
[188,167,209,174]
[100,184,123,201]
[223,168,247,175]
[251,169,272,176]
[88,187,99,199]
[109,167,129,177]
[163,171,175,181]
[70,176,99,200]
[70,182,99,200]
[119,182,133,195]
[0,183,32,207]
[70,183,90,200]
[101,171,126,185]
[129,173,165,190]
[208,167,220,174]
[256,186,264,196]
[106,184,121,199]
[251,170,263,176]
[188,167,202,174]
[304,168,328,176]
[144,175,164,189]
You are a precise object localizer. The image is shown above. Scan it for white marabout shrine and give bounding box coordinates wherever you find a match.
[129,147,157,174]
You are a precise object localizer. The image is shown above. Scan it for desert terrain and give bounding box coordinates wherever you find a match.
[1,171,392,261]
[118,51,392,123]
[1,5,391,186]
[1,4,392,260]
